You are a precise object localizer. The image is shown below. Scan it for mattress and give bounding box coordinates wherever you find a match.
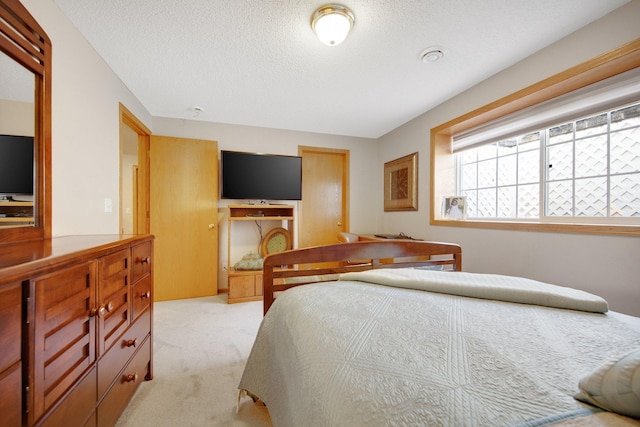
[239,270,640,426]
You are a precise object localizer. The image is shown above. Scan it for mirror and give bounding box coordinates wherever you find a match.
[0,0,52,244]
[0,50,36,226]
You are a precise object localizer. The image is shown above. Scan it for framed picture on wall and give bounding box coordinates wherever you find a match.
[442,196,467,219]
[384,152,418,211]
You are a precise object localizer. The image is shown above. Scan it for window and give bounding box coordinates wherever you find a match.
[430,40,640,236]
[460,131,541,219]
[459,102,640,221]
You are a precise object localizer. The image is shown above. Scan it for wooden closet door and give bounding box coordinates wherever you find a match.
[298,147,349,249]
[150,136,218,301]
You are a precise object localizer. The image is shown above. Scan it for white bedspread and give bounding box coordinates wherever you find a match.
[239,271,640,426]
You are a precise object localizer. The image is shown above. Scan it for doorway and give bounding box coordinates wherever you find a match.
[298,146,349,248]
[119,107,219,301]
[119,104,150,234]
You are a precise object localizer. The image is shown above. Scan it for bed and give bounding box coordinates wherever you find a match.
[238,241,640,426]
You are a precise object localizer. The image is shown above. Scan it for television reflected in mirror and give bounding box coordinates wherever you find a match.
[0,134,34,200]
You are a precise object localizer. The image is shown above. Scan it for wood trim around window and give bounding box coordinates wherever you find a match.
[430,39,640,237]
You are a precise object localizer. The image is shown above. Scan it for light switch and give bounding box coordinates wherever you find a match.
[104,198,112,213]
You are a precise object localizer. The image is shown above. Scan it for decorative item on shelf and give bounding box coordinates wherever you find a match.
[442,196,467,220]
[234,252,264,271]
[260,227,292,258]
[384,152,418,211]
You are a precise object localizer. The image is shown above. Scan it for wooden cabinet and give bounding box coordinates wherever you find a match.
[227,205,294,303]
[97,249,131,356]
[30,261,97,424]
[0,234,154,427]
[228,270,263,301]
[0,282,22,427]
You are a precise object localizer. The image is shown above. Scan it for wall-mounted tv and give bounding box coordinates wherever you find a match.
[221,150,302,201]
[0,134,34,197]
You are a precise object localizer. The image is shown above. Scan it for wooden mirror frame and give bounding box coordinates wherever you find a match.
[0,0,52,244]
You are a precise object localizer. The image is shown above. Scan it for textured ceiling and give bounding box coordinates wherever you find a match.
[51,0,630,138]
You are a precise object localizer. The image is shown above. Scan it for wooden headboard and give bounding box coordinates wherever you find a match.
[262,240,462,314]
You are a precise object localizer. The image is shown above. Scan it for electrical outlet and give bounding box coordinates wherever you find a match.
[104,198,112,213]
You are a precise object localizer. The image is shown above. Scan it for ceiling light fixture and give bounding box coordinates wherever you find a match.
[420,48,444,63]
[311,4,355,46]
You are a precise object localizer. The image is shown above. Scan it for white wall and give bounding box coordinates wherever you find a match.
[0,100,33,136]
[23,0,380,292]
[152,117,379,286]
[378,2,640,316]
[21,0,639,314]
[23,0,153,236]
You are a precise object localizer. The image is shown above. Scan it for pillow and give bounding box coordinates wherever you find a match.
[575,348,640,419]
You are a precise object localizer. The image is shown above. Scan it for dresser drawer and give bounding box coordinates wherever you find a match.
[97,308,151,398]
[97,336,151,427]
[0,283,21,371]
[131,241,152,283]
[132,275,152,320]
[0,362,21,427]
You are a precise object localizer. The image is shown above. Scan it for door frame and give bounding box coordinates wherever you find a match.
[119,103,151,234]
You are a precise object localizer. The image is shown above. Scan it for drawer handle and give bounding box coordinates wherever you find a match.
[124,373,138,383]
[139,256,150,265]
[141,291,151,300]
[105,301,114,312]
[90,305,106,318]
[124,338,138,348]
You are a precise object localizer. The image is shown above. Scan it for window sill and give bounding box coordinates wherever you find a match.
[431,218,640,237]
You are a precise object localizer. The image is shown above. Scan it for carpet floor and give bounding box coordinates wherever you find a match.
[115,295,272,427]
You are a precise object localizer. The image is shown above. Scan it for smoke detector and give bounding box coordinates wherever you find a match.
[420,48,444,63]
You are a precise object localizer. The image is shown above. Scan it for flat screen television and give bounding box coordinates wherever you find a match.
[0,134,34,197]
[221,150,302,201]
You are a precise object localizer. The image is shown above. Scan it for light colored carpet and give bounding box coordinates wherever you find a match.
[115,295,272,427]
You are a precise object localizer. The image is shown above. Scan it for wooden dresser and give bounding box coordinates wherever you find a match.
[0,234,154,427]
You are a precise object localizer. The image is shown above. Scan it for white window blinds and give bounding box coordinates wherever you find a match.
[452,67,640,152]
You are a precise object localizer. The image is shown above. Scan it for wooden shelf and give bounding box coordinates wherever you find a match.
[0,201,34,206]
[230,216,294,221]
[0,217,34,222]
[227,204,294,304]
[0,201,34,226]
[228,204,294,220]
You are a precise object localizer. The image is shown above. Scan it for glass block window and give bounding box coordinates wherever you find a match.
[458,102,640,220]
[461,132,540,219]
